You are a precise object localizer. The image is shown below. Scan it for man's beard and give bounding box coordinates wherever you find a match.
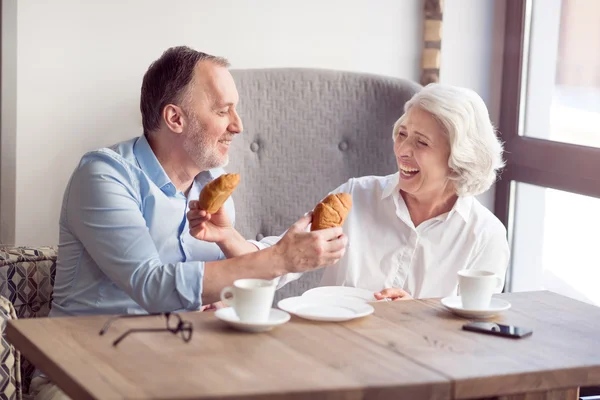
[182,112,229,171]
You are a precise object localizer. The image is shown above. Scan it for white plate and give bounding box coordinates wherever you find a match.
[278,296,374,322]
[441,296,511,319]
[302,286,377,303]
[215,307,290,333]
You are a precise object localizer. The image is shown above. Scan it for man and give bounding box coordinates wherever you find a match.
[49,46,347,317]
[30,46,346,399]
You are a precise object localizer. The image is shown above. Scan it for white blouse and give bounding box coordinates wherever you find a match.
[259,173,510,299]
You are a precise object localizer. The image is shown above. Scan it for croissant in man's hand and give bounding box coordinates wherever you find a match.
[198,173,240,214]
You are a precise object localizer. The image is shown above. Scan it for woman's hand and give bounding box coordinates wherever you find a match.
[187,200,234,244]
[200,301,225,312]
[273,213,348,273]
[374,288,413,301]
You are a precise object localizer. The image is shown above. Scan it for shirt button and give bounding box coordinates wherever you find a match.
[256,233,264,241]
[250,142,260,152]
[338,141,349,151]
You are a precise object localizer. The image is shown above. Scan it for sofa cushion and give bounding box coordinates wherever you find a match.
[0,247,57,319]
[0,247,57,394]
[0,295,22,400]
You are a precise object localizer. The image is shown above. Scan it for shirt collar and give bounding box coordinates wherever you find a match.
[133,135,175,195]
[451,195,473,221]
[195,168,221,186]
[134,135,222,196]
[381,172,400,200]
[380,171,473,222]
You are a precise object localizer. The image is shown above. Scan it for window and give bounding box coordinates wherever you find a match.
[496,0,600,305]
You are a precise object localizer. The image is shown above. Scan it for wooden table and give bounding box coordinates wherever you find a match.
[6,291,600,399]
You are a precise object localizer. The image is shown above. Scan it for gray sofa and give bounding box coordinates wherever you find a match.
[0,69,420,398]
[229,68,420,301]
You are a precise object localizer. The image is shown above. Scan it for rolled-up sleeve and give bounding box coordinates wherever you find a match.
[248,235,305,289]
[247,235,281,250]
[66,157,204,312]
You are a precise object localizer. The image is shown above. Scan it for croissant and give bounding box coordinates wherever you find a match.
[198,173,240,214]
[311,193,352,231]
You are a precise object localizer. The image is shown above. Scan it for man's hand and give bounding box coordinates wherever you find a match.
[374,288,413,301]
[188,200,234,244]
[188,200,260,258]
[273,213,348,273]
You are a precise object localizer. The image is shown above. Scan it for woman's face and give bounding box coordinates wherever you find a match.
[394,106,453,198]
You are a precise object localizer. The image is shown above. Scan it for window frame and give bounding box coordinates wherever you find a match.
[494,0,600,228]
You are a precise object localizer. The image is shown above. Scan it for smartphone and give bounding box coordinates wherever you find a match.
[462,322,533,339]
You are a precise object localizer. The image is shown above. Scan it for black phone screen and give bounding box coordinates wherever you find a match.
[462,322,533,338]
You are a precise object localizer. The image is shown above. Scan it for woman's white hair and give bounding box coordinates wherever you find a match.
[393,83,505,197]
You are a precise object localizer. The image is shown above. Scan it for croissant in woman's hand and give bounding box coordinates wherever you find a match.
[311,193,352,231]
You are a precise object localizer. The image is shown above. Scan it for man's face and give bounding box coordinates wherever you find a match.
[181,62,242,171]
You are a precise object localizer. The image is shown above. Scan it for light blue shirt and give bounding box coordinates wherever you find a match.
[50,135,234,317]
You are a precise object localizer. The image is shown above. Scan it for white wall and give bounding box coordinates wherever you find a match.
[441,0,506,209]
[1,0,502,245]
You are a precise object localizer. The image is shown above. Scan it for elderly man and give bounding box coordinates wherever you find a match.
[30,46,347,399]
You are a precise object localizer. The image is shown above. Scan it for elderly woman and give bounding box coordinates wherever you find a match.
[188,83,509,300]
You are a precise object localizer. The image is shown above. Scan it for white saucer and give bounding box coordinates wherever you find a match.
[215,307,290,332]
[302,286,377,303]
[441,296,511,319]
[278,296,374,322]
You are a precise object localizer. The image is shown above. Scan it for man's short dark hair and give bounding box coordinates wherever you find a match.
[140,46,229,135]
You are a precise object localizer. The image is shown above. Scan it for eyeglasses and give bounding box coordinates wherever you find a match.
[99,312,193,346]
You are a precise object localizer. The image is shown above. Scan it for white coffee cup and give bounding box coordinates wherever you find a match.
[458,270,503,310]
[220,279,276,323]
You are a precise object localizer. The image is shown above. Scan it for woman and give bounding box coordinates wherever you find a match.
[188,83,509,301]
